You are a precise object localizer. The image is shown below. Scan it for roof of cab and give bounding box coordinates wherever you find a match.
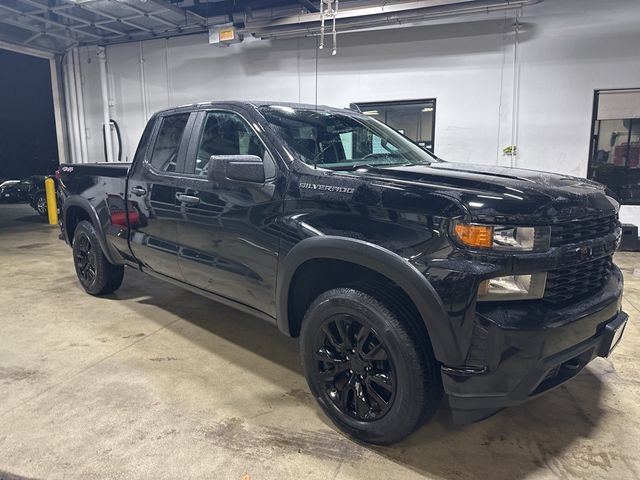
[152,100,358,116]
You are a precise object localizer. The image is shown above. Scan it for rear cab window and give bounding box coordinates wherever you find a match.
[147,113,190,173]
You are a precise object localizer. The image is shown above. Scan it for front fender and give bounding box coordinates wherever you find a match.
[276,236,464,365]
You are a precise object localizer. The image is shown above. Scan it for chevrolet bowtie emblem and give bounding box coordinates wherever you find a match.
[577,246,593,258]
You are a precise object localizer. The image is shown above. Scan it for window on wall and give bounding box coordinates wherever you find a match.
[350,99,436,152]
[589,89,640,205]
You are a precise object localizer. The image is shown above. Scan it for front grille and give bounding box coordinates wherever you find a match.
[544,256,613,304]
[550,215,618,247]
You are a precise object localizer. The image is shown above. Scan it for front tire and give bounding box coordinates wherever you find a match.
[72,220,124,295]
[300,288,441,445]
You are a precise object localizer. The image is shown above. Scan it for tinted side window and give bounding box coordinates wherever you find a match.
[148,113,189,172]
[193,111,266,176]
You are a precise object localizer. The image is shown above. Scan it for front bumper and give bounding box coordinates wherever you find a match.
[442,266,627,424]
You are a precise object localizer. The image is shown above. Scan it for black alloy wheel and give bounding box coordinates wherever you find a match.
[300,288,442,445]
[74,232,97,286]
[72,220,125,295]
[314,315,396,421]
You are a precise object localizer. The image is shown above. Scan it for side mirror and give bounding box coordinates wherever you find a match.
[207,155,265,184]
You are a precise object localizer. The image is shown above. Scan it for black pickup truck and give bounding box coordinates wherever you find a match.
[58,101,627,444]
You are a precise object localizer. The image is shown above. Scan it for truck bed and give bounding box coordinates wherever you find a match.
[58,162,133,266]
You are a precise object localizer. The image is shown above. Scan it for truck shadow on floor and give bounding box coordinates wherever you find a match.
[107,268,606,480]
[0,471,41,480]
[370,377,607,479]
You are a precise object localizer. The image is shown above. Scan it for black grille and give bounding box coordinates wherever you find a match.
[544,256,613,304]
[550,215,618,247]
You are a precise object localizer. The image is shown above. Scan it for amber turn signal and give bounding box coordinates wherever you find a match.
[453,222,493,248]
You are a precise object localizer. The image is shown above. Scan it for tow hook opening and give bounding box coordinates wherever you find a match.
[532,355,589,396]
[441,365,488,377]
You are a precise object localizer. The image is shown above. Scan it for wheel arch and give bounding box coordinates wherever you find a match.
[62,195,118,265]
[276,236,462,365]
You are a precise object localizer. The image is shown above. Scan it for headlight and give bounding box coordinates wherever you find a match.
[477,273,547,301]
[453,221,550,251]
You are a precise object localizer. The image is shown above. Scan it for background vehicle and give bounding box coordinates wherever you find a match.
[22,175,50,216]
[0,180,24,203]
[57,101,627,445]
[4,175,58,216]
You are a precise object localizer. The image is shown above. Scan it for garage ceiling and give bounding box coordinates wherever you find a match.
[0,0,207,53]
[0,0,541,54]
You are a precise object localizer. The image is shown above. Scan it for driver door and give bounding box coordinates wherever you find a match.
[175,108,283,316]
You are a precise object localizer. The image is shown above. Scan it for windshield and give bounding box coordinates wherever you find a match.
[259,106,439,170]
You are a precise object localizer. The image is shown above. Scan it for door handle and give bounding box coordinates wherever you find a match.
[176,193,201,206]
[130,186,147,196]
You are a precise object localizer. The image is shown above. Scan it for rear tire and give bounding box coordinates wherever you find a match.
[300,288,441,445]
[72,220,124,295]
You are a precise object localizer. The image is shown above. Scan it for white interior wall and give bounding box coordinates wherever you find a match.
[71,0,640,223]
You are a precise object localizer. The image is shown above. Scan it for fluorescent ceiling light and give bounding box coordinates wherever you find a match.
[362,110,379,115]
[422,107,434,112]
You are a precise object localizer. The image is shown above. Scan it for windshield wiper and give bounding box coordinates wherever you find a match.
[310,139,342,169]
[331,161,413,171]
[344,163,377,170]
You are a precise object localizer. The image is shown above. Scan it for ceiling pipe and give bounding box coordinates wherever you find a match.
[243,0,543,38]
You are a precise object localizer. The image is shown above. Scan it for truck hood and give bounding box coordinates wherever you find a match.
[346,162,618,222]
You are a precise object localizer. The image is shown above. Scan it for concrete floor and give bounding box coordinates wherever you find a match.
[0,203,638,480]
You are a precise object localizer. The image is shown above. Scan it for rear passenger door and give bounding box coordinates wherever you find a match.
[128,111,196,280]
[175,108,283,316]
